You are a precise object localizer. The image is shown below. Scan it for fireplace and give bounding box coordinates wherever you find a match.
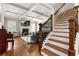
[22,29,29,36]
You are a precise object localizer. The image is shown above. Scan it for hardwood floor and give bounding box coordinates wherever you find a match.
[2,37,40,56]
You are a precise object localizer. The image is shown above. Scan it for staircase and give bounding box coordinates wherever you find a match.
[41,19,69,56]
[38,6,78,56]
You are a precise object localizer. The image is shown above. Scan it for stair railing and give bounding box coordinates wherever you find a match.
[68,6,78,56]
[38,15,53,53]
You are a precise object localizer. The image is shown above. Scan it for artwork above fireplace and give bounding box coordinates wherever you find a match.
[21,21,30,26]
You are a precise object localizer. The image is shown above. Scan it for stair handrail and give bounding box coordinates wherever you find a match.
[57,8,75,25]
[68,6,78,56]
[38,15,53,53]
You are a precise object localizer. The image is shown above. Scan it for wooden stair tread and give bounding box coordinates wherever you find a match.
[41,48,59,56]
[51,34,69,38]
[45,43,68,54]
[48,39,69,45]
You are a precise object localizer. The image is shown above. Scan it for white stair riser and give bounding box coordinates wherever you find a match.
[44,46,67,56]
[63,21,68,22]
[47,40,69,49]
[48,36,69,42]
[51,32,69,37]
[58,22,69,24]
[56,23,69,26]
[55,29,69,32]
[55,26,69,28]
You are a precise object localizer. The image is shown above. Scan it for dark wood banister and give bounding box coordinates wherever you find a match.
[54,3,65,15]
[43,15,53,31]
[38,15,53,53]
[68,6,78,56]
[43,15,52,25]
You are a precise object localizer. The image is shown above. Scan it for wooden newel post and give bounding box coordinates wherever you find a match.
[68,17,75,56]
[38,23,43,53]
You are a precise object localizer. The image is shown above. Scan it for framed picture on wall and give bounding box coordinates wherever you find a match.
[21,21,30,26]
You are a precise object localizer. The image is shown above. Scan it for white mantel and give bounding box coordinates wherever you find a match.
[20,26,30,36]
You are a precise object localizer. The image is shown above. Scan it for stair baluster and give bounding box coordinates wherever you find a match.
[38,15,53,54]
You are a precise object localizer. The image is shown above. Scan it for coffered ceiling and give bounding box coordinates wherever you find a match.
[0,3,74,23]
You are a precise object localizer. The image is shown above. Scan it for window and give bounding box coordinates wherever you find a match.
[7,20,16,32]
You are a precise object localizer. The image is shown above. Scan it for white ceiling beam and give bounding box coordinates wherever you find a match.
[24,3,39,17]
[29,3,39,12]
[43,3,54,10]
[5,10,46,20]
[7,3,49,17]
[42,3,54,14]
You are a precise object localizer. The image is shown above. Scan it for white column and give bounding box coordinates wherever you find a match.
[0,3,4,26]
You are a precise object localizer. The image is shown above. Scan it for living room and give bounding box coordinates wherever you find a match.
[0,3,79,56]
[0,3,53,55]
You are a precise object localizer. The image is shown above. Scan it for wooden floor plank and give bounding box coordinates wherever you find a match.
[2,37,40,56]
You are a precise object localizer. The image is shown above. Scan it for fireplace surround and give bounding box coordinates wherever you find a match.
[22,28,29,36]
